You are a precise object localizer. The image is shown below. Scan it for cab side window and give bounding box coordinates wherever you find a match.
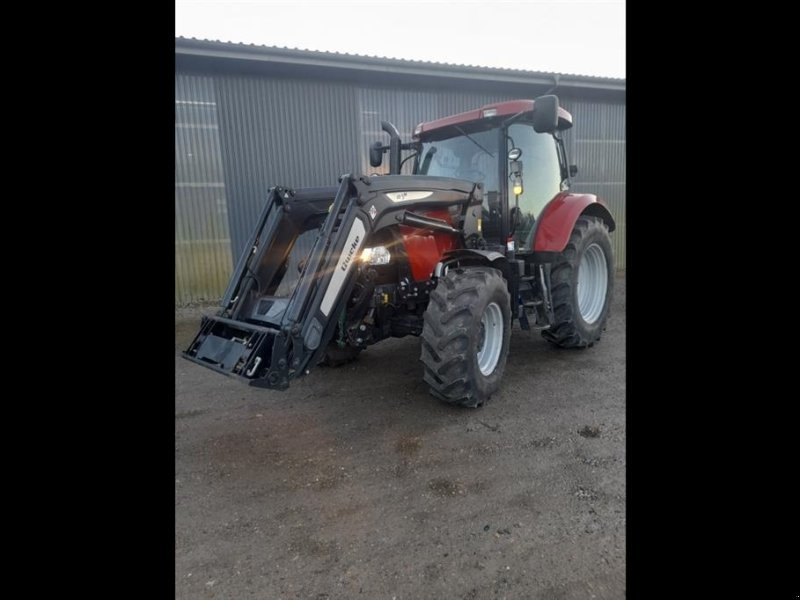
[508,123,561,250]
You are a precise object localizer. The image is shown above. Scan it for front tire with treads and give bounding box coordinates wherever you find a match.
[420,266,511,408]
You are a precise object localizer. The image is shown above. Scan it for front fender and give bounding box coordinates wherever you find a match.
[436,248,512,282]
[532,193,615,252]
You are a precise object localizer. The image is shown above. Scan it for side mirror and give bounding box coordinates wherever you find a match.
[569,164,578,177]
[369,141,384,168]
[532,94,559,133]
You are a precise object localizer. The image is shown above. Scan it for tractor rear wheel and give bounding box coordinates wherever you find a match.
[421,266,511,408]
[542,215,614,348]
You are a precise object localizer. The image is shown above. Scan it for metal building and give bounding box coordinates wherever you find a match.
[175,37,626,305]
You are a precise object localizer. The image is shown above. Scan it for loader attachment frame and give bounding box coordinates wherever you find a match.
[182,174,482,390]
[183,176,368,389]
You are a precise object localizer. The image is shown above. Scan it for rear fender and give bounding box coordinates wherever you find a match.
[532,193,615,253]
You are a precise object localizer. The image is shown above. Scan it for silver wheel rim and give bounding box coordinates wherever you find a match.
[577,242,608,324]
[477,302,503,376]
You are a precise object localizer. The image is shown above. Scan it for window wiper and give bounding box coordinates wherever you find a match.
[455,126,495,158]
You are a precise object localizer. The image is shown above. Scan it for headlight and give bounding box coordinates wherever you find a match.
[360,246,391,265]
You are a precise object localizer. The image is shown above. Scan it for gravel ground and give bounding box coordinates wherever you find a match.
[175,274,625,599]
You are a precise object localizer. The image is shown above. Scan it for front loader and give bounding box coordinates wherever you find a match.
[183,95,615,407]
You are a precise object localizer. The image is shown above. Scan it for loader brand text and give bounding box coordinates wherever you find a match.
[341,235,361,271]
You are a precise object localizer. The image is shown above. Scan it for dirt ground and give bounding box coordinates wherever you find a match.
[175,274,625,599]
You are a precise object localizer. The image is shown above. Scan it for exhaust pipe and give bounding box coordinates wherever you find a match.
[381,121,402,175]
[400,210,459,233]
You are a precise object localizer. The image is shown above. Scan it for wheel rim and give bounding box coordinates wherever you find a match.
[577,243,608,324]
[477,302,503,376]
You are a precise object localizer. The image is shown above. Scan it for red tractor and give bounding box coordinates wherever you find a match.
[183,95,615,407]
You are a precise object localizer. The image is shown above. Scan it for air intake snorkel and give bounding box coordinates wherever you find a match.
[381,121,402,174]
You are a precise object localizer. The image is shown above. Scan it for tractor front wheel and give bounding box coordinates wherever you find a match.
[542,215,614,348]
[421,266,511,408]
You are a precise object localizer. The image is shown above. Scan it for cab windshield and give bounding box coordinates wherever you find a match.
[416,129,499,193]
[415,122,563,249]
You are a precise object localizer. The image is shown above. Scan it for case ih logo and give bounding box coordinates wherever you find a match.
[341,235,361,271]
[386,191,434,203]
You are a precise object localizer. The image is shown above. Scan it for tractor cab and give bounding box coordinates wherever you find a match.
[411,98,574,254]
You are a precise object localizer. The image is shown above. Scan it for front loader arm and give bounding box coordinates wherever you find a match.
[183,176,366,389]
[183,174,481,390]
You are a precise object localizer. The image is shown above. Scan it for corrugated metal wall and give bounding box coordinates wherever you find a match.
[175,74,233,304]
[213,76,361,260]
[175,71,625,304]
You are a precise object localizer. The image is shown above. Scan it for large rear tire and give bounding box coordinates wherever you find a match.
[542,215,614,348]
[421,266,511,408]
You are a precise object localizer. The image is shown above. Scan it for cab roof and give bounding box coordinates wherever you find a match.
[413,99,573,139]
